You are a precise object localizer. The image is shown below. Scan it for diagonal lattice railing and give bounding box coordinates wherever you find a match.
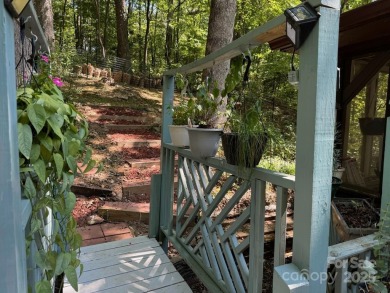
[150,144,295,293]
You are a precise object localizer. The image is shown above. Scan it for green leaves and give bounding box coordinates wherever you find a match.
[18,123,32,159]
[27,104,46,134]
[54,252,72,276]
[33,159,46,184]
[35,281,52,293]
[65,266,78,291]
[18,77,99,293]
[65,192,76,213]
[24,176,36,199]
[47,113,65,139]
[53,153,64,178]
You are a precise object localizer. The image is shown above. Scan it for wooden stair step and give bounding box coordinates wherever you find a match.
[89,114,160,124]
[112,139,160,148]
[105,124,160,131]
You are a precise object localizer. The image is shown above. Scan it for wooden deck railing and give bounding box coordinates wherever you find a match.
[152,2,341,291]
[150,143,295,292]
[327,234,378,293]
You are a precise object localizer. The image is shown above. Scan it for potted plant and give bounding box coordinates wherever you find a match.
[168,98,195,147]
[333,148,345,180]
[221,56,267,168]
[222,98,267,168]
[186,84,223,158]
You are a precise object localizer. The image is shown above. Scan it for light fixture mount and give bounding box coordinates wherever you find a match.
[4,0,31,18]
[284,2,320,50]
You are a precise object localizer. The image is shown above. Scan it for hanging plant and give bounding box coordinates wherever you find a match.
[18,55,101,292]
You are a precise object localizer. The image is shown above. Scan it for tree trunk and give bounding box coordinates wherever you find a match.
[113,0,129,59]
[142,0,153,74]
[204,0,237,126]
[103,0,111,56]
[94,0,106,59]
[58,0,67,50]
[165,0,174,68]
[34,0,55,50]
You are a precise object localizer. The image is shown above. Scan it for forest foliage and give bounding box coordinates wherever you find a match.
[51,0,369,164]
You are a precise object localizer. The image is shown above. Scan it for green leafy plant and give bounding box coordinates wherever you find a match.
[364,203,390,293]
[170,98,196,125]
[222,56,268,168]
[18,55,101,292]
[189,83,221,128]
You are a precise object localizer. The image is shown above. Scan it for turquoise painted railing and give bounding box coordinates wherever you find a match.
[151,1,341,291]
[150,144,295,292]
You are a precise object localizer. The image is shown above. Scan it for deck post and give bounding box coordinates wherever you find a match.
[161,75,174,145]
[0,5,27,292]
[159,75,175,252]
[274,1,340,292]
[149,174,162,239]
[381,117,390,214]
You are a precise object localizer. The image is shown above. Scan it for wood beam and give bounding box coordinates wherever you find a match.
[164,15,285,75]
[342,50,390,106]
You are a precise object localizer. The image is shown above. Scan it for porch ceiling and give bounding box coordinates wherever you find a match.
[269,0,390,58]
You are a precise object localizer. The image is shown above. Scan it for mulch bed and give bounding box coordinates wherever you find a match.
[123,165,160,182]
[94,106,145,116]
[72,196,105,226]
[334,199,379,228]
[122,146,161,160]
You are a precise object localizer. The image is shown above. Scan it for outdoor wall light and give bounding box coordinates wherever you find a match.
[284,2,320,50]
[4,0,31,18]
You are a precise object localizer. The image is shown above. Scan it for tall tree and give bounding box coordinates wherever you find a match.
[113,0,129,58]
[93,0,106,58]
[205,0,237,124]
[165,0,174,68]
[34,0,55,50]
[142,0,153,74]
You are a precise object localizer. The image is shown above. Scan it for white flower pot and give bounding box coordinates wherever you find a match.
[169,125,190,147]
[187,127,223,158]
[333,167,345,180]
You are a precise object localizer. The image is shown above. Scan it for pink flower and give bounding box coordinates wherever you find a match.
[41,55,49,63]
[51,77,64,87]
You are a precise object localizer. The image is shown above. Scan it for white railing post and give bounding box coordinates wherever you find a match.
[0,5,27,292]
[276,0,341,292]
[248,179,266,292]
[149,174,162,239]
[274,187,289,266]
[161,75,174,145]
[159,75,176,251]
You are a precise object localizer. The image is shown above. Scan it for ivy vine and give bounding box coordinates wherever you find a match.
[17,56,101,292]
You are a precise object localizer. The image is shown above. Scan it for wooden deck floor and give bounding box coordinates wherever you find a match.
[63,236,192,293]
